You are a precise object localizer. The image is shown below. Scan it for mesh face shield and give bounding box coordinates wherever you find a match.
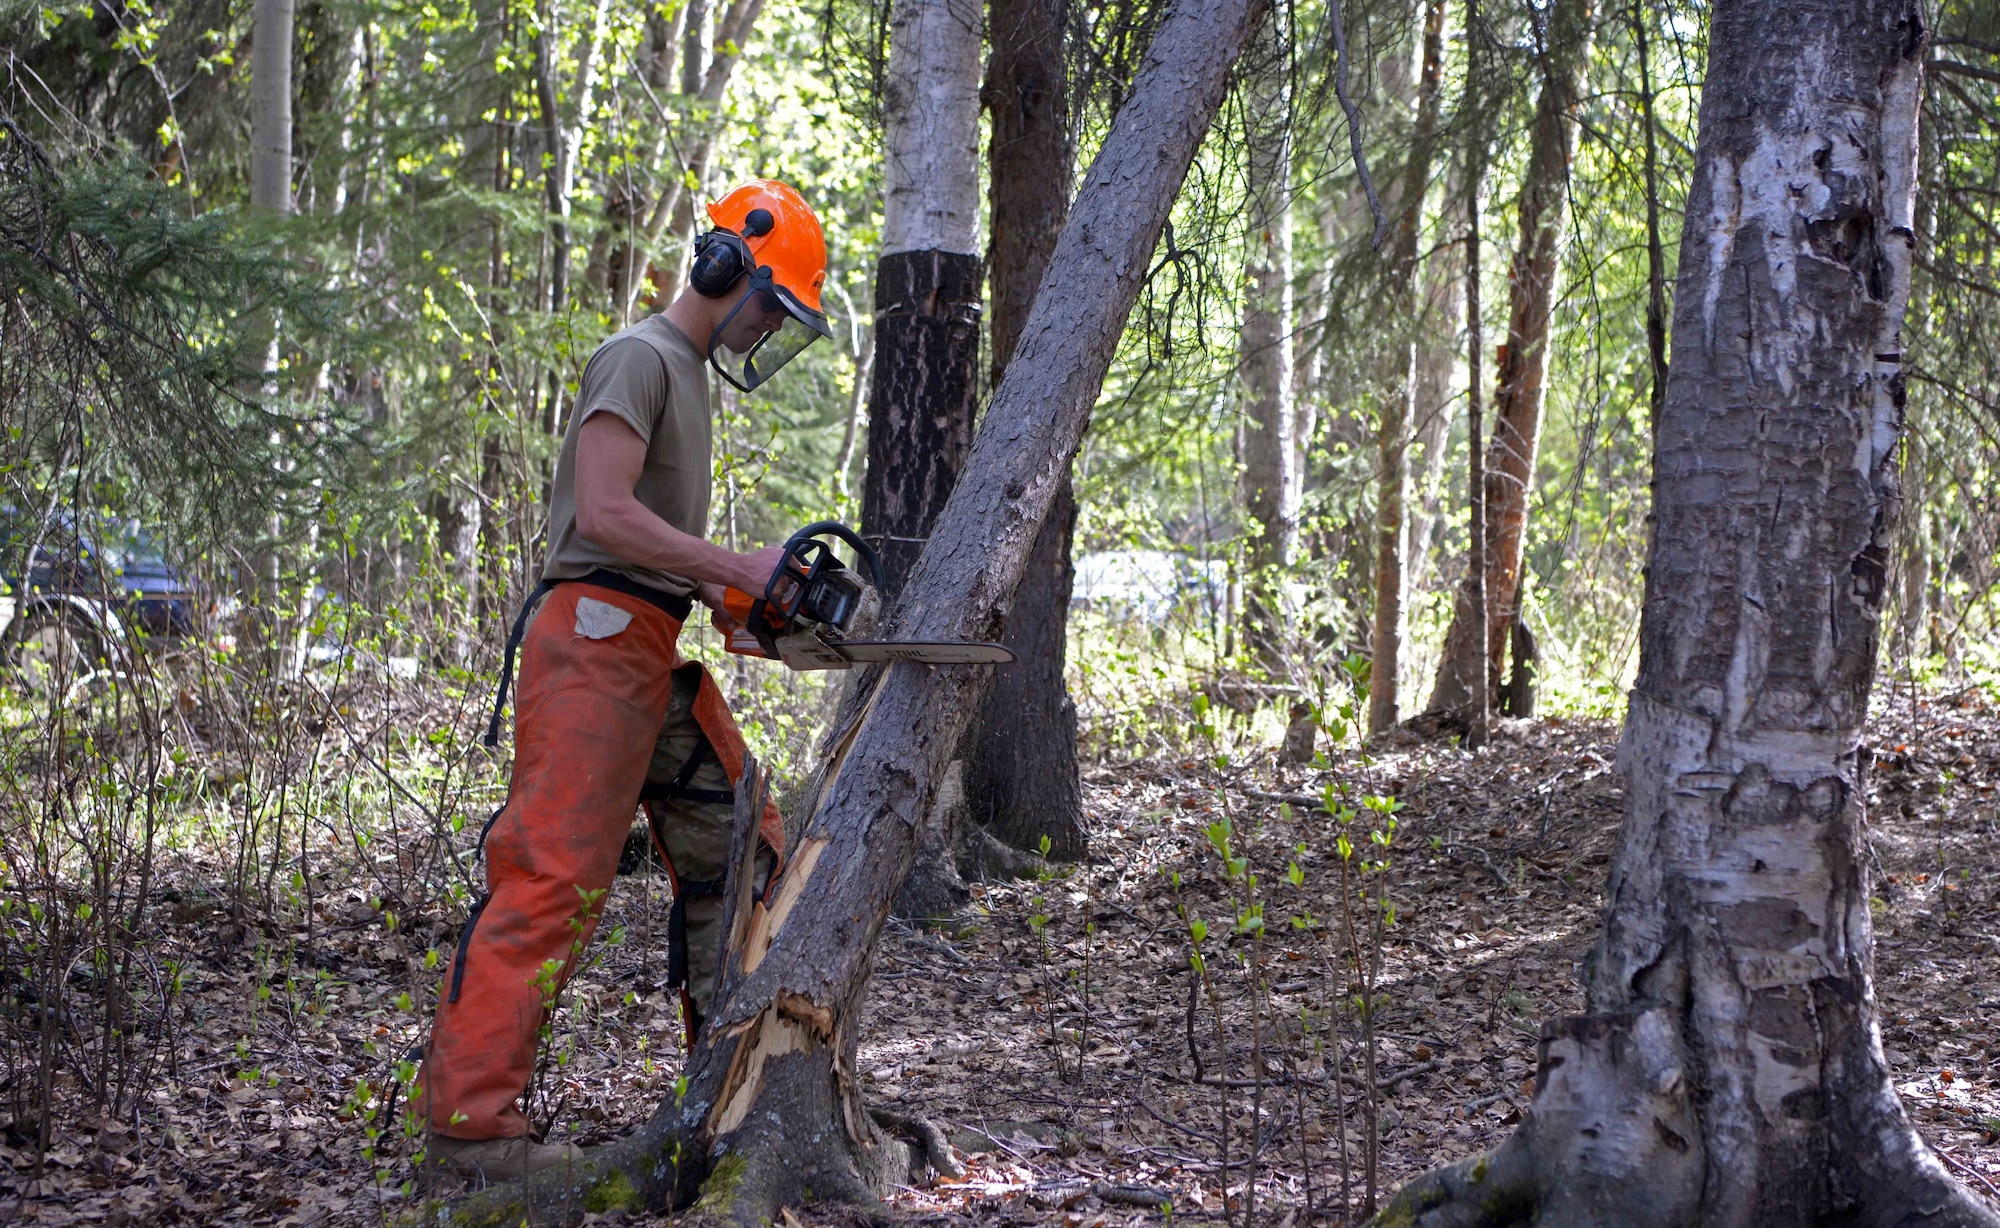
[707,280,832,393]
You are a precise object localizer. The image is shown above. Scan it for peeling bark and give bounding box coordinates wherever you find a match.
[1376,1,2000,1223]
[428,0,1268,1219]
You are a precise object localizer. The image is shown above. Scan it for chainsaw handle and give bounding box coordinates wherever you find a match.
[785,521,882,589]
[718,523,883,665]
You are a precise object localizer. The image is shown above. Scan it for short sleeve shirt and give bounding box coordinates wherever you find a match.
[542,315,712,596]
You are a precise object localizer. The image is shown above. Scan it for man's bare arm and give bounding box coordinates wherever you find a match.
[573,413,783,596]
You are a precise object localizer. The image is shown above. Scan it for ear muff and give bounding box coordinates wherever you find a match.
[689,228,753,298]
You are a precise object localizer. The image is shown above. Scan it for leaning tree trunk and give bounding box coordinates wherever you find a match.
[863,0,985,919]
[1367,0,1447,734]
[961,0,1086,864]
[1425,0,1591,721]
[1236,7,1297,672]
[430,0,1267,1220]
[1377,3,2000,1224]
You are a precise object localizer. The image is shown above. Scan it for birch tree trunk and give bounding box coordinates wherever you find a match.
[860,0,983,602]
[963,0,1085,861]
[246,0,293,644]
[862,0,986,919]
[1367,0,1447,734]
[1425,0,1592,722]
[1237,8,1297,670]
[433,0,1269,1218]
[614,0,770,317]
[1377,2,2000,1222]
[251,0,294,216]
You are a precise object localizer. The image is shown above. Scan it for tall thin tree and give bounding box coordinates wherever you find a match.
[860,0,985,602]
[251,0,294,218]
[864,0,986,916]
[1425,0,1593,720]
[1237,6,1297,669]
[1367,0,1447,734]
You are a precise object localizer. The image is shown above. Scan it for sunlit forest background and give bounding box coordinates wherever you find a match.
[3,0,2000,1217]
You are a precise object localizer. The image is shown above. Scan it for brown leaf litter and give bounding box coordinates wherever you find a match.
[3,695,1996,1225]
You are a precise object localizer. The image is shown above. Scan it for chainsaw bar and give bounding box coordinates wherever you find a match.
[727,626,1015,670]
[827,639,1015,665]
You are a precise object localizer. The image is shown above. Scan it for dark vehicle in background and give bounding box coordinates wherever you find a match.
[0,511,205,689]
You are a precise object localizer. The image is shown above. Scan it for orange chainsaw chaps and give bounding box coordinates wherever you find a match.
[414,583,697,1141]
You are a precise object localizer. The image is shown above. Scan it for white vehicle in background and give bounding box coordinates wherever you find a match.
[1072,549,1228,625]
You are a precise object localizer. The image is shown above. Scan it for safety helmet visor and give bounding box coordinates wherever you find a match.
[709,281,834,392]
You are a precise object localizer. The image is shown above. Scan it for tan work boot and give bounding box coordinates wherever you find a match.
[421,1133,585,1190]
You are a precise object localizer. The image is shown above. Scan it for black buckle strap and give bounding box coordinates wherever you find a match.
[638,739,737,807]
[482,581,555,748]
[447,893,491,1004]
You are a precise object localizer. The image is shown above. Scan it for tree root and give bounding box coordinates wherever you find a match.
[1369,1007,2000,1228]
[871,1108,964,1179]
[1369,1132,1536,1228]
[409,1031,918,1228]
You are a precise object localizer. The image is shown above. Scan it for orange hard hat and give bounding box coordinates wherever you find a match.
[694,180,833,391]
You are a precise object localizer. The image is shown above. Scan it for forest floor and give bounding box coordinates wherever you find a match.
[5,692,2000,1226]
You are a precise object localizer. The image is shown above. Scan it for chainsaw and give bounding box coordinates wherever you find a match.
[720,522,1015,671]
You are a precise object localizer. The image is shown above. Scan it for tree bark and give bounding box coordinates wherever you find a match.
[1237,7,1297,671]
[1367,0,1447,734]
[1377,2,2000,1223]
[860,251,982,604]
[865,0,985,917]
[962,0,1084,863]
[1460,3,1489,750]
[250,0,294,216]
[432,0,1269,1217]
[1425,0,1592,721]
[861,0,985,603]
[683,0,713,94]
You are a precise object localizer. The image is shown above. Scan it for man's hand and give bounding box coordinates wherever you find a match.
[730,545,790,595]
[698,582,741,637]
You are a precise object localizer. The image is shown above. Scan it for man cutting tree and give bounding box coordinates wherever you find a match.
[414,180,834,1187]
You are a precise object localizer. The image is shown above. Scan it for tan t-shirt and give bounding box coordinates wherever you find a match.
[543,315,712,596]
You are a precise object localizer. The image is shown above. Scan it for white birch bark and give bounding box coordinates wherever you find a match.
[880,0,984,257]
[1379,2,1999,1222]
[250,0,294,214]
